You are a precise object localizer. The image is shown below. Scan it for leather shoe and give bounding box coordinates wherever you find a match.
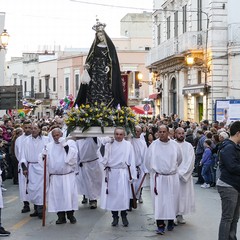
[56,218,67,224]
[30,211,38,217]
[122,216,129,227]
[111,217,119,226]
[21,206,30,213]
[69,216,77,224]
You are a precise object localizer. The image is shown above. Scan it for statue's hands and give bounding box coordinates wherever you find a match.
[105,66,110,73]
[84,64,90,70]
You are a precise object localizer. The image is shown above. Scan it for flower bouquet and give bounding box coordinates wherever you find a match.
[65,102,138,136]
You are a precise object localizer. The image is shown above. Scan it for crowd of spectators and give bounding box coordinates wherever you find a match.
[0,112,231,190]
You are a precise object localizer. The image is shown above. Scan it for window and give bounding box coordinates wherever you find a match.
[20,79,22,86]
[183,5,187,33]
[14,78,17,85]
[197,0,202,31]
[198,70,202,84]
[157,24,161,45]
[65,77,69,96]
[75,74,79,92]
[24,81,27,92]
[31,76,34,98]
[174,11,178,37]
[39,79,42,92]
[167,16,171,39]
[53,77,56,92]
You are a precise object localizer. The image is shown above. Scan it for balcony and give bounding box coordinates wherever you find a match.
[146,31,206,67]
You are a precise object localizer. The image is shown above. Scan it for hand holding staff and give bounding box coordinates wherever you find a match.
[127,164,137,209]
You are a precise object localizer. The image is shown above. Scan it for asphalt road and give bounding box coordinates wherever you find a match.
[2,178,240,240]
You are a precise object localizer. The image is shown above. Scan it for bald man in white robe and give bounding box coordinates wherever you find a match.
[46,128,78,224]
[145,125,182,235]
[175,127,195,224]
[98,127,137,227]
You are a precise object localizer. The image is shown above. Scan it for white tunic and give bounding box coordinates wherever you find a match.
[129,137,148,198]
[76,138,102,200]
[176,140,196,215]
[98,139,137,211]
[145,139,182,220]
[46,140,78,212]
[21,135,49,205]
[15,134,29,202]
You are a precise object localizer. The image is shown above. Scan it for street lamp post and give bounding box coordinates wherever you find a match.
[0,29,10,50]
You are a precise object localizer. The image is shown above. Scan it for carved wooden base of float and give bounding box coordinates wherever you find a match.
[68,126,115,139]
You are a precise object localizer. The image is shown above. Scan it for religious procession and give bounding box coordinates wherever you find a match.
[0,20,239,240]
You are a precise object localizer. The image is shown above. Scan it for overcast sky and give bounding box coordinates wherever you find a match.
[1,0,153,60]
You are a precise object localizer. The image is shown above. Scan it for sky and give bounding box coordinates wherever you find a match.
[1,0,153,60]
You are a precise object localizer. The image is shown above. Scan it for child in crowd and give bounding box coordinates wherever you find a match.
[200,139,213,189]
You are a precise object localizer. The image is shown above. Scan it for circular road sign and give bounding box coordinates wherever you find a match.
[143,104,150,112]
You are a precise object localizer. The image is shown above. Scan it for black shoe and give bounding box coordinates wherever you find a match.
[68,216,77,224]
[30,211,38,217]
[56,218,67,224]
[0,227,10,236]
[89,200,97,209]
[82,197,88,204]
[111,217,119,226]
[38,213,43,219]
[122,216,129,227]
[21,205,30,213]
[210,182,216,187]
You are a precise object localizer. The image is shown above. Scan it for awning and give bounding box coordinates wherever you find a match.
[149,93,160,99]
[131,105,153,115]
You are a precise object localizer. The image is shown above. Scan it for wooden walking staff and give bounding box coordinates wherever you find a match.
[136,173,147,196]
[127,164,137,209]
[42,146,47,227]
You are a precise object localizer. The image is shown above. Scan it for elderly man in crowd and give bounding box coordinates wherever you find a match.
[46,128,78,224]
[21,123,49,219]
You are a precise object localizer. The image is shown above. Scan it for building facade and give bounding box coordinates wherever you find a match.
[147,0,240,123]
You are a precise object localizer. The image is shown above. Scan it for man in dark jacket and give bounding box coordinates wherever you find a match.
[217,121,240,240]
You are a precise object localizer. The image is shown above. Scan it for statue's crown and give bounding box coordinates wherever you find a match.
[92,18,106,32]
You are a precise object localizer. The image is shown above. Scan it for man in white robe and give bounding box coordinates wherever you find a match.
[175,127,195,224]
[98,127,137,227]
[76,137,102,209]
[46,128,78,224]
[21,123,49,219]
[145,125,182,235]
[129,126,148,205]
[14,120,32,213]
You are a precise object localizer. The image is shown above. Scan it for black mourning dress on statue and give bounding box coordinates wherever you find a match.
[74,30,127,108]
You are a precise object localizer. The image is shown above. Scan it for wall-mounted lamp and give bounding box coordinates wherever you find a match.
[137,72,153,86]
[186,55,195,65]
[0,29,10,50]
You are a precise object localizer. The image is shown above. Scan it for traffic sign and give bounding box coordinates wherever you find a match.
[143,104,150,112]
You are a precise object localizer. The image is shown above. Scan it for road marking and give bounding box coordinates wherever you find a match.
[10,217,32,231]
[4,196,18,204]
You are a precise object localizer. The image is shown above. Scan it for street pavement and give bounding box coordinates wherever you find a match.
[2,177,240,240]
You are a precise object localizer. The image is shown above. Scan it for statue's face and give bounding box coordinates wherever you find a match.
[97,31,105,43]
